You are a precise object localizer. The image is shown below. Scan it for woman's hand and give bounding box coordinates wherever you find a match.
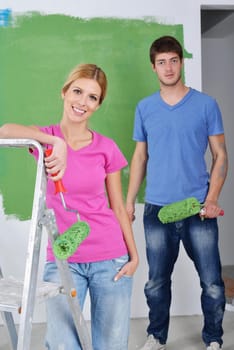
[114,259,139,281]
[44,137,67,181]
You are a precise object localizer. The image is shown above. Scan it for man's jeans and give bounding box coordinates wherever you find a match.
[143,202,225,347]
[43,254,133,350]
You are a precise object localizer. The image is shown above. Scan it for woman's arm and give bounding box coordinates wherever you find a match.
[105,170,139,280]
[0,123,67,180]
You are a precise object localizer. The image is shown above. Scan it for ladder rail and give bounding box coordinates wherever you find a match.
[0,267,18,350]
[0,311,18,350]
[0,139,46,350]
[17,140,46,350]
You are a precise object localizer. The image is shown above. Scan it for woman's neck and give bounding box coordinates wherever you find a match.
[60,121,93,150]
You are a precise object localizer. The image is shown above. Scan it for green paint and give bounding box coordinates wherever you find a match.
[0,12,192,219]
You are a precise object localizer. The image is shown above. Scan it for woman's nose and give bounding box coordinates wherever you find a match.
[78,94,87,106]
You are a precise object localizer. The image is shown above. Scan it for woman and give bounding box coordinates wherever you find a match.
[0,63,139,350]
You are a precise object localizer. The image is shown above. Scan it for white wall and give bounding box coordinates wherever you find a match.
[1,0,234,325]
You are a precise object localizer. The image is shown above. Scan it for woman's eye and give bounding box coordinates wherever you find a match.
[73,88,81,94]
[90,95,98,101]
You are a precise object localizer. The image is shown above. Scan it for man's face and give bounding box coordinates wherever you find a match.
[152,52,183,87]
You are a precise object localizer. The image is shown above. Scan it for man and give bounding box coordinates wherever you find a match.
[126,36,228,350]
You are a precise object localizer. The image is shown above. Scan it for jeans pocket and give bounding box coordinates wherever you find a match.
[144,202,154,216]
[111,254,132,278]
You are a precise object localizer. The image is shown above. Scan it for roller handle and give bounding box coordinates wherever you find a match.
[200,208,224,217]
[44,148,66,194]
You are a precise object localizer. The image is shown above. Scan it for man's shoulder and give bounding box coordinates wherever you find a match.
[190,88,216,104]
[137,91,160,108]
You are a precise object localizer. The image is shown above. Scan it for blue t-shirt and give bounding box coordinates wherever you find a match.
[133,88,224,205]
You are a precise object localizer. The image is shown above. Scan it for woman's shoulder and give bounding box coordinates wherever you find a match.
[92,130,117,146]
[39,124,61,136]
[92,130,124,157]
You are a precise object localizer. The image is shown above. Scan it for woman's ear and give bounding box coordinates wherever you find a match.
[61,90,65,99]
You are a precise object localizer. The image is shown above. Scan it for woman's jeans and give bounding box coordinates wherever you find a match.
[143,203,225,347]
[43,254,133,350]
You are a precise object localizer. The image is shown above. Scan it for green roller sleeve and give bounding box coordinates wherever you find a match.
[53,221,90,260]
[158,197,202,224]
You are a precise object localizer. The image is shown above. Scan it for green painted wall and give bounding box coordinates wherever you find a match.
[0,12,191,219]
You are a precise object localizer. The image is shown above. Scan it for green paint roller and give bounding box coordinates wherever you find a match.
[158,197,224,224]
[44,149,90,260]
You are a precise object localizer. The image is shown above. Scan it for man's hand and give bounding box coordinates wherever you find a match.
[201,199,223,218]
[126,202,136,222]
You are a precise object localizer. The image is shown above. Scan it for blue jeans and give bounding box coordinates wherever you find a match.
[143,203,225,347]
[43,254,133,350]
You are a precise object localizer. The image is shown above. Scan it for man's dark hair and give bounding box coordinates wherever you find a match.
[149,36,183,64]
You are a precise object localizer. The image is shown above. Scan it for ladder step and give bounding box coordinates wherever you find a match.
[0,278,61,312]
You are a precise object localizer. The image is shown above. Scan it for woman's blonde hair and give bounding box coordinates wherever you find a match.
[62,63,107,104]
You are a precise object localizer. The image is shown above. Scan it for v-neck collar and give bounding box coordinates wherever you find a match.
[158,87,192,110]
[58,124,95,152]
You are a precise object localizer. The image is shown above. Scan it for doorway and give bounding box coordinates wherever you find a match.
[201,6,234,302]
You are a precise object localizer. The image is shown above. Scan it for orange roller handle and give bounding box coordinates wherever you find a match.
[200,208,224,217]
[44,148,66,194]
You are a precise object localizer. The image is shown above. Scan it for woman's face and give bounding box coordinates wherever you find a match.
[62,78,101,123]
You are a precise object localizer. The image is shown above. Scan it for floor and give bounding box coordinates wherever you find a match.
[0,308,234,350]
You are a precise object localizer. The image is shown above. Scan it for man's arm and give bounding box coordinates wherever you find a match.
[126,141,148,220]
[204,133,228,218]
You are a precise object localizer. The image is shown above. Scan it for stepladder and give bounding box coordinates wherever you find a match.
[0,139,93,350]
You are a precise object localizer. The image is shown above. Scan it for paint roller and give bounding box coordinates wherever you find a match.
[44,149,90,260]
[158,197,224,224]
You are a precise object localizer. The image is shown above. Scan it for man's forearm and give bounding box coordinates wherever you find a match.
[206,134,228,202]
[206,146,228,202]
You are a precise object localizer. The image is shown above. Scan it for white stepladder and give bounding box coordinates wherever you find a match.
[0,139,93,350]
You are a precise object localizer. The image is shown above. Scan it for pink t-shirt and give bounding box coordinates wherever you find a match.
[32,124,128,263]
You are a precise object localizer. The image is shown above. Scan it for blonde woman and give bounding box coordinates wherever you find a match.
[0,63,139,350]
